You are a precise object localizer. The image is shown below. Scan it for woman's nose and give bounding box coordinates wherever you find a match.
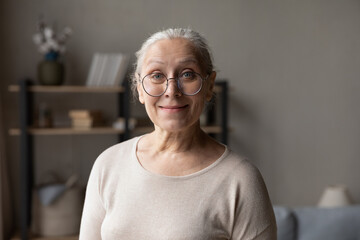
[165,78,182,97]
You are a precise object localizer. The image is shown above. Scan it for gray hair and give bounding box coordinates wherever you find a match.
[130,28,214,96]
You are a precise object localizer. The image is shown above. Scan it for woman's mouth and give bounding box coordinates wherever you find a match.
[159,104,189,113]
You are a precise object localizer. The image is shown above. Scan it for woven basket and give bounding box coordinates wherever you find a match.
[31,186,85,237]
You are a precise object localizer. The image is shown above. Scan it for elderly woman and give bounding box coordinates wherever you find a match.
[80,28,276,239]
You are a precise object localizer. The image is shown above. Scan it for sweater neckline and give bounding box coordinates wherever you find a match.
[131,135,230,181]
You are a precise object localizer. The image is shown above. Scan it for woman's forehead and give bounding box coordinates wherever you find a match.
[145,57,198,67]
[143,38,200,66]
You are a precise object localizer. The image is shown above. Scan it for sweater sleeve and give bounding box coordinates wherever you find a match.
[231,161,277,240]
[250,223,277,240]
[79,159,106,240]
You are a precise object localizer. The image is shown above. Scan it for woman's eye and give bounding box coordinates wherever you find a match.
[181,72,195,79]
[151,73,164,79]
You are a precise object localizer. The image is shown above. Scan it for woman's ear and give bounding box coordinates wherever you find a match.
[205,71,216,102]
[137,79,145,104]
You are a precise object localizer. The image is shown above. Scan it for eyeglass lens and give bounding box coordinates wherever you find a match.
[142,72,203,97]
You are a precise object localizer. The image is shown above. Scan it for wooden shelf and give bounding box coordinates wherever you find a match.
[9,127,125,136]
[213,85,222,93]
[8,85,124,93]
[202,125,223,134]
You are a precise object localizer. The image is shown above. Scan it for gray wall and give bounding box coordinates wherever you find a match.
[2,0,360,224]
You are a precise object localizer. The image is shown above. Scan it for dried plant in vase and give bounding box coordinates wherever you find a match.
[33,19,72,85]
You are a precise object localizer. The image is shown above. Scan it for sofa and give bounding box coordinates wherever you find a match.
[273,205,360,240]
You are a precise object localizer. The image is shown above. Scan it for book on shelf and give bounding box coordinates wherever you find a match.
[69,109,103,128]
[71,118,103,128]
[86,53,130,87]
[68,110,102,119]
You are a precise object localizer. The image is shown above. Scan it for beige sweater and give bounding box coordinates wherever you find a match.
[79,136,276,239]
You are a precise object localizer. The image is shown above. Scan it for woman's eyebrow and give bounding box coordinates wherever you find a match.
[146,58,197,65]
[178,58,198,64]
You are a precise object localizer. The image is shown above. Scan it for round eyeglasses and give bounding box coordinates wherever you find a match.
[140,71,208,97]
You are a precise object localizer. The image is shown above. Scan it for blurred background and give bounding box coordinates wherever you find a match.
[1,0,359,238]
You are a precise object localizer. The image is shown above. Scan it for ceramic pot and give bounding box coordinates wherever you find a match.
[38,51,65,85]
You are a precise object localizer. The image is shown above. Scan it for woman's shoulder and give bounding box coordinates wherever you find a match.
[221,149,267,189]
[92,136,140,170]
[101,136,139,155]
[223,149,258,173]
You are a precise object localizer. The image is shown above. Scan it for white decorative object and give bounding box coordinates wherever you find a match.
[112,117,137,130]
[33,19,72,55]
[86,53,129,86]
[318,185,353,207]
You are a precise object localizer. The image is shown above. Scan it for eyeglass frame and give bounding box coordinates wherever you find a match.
[138,71,209,97]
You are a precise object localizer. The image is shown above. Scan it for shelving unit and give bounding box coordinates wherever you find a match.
[10,79,130,240]
[9,79,228,240]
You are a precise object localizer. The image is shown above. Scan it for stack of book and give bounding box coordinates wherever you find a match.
[86,53,130,86]
[69,110,103,129]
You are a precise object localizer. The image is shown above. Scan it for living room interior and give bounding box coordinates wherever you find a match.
[1,0,359,239]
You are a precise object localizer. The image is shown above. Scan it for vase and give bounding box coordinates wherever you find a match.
[38,51,65,85]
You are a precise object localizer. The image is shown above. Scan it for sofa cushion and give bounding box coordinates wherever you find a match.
[294,205,360,240]
[273,206,296,240]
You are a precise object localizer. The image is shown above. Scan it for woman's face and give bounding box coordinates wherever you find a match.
[137,38,216,133]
